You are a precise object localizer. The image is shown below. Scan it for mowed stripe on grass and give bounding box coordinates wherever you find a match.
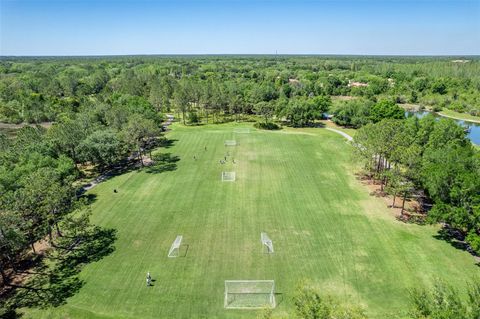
[24,124,479,319]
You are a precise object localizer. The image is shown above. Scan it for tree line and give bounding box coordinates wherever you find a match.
[1,56,479,127]
[353,115,480,255]
[0,78,165,314]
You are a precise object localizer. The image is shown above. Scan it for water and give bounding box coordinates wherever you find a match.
[406,111,480,146]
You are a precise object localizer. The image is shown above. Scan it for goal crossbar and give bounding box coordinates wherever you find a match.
[233,128,250,134]
[224,280,276,309]
[222,171,236,182]
[224,140,237,146]
[168,235,183,257]
[261,232,274,253]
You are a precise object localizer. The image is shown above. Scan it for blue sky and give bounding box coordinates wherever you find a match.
[1,0,479,56]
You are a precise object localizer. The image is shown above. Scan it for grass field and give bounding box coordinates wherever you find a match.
[437,109,480,124]
[23,123,479,319]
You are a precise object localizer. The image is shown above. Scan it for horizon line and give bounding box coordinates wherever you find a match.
[1,53,479,58]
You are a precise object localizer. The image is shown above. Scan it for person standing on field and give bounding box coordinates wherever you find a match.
[146,272,151,286]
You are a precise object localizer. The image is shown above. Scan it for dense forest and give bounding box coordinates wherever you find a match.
[0,56,479,317]
[0,56,479,126]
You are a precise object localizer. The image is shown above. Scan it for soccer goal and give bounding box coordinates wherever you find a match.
[224,140,237,146]
[168,235,183,257]
[234,128,250,134]
[222,171,236,182]
[261,232,274,253]
[224,280,276,309]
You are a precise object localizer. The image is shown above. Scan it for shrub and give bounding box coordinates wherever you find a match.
[188,112,200,124]
[254,122,281,130]
[293,283,367,319]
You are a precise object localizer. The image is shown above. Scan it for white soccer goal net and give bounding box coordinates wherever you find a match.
[261,232,274,253]
[168,235,183,257]
[224,140,237,146]
[234,128,250,134]
[222,171,236,182]
[224,280,276,309]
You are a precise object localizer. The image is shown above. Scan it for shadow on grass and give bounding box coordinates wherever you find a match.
[79,193,98,205]
[274,293,284,306]
[77,138,180,195]
[158,138,177,149]
[2,227,116,313]
[278,121,326,129]
[434,227,479,259]
[180,244,189,257]
[146,153,180,174]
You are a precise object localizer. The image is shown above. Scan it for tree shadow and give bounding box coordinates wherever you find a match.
[158,138,177,149]
[2,227,116,312]
[78,138,179,193]
[0,306,23,319]
[78,193,97,205]
[433,227,479,259]
[146,153,180,174]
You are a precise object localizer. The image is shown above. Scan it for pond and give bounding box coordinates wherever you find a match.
[405,111,480,146]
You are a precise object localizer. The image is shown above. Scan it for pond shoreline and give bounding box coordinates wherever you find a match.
[405,109,480,145]
[399,104,480,124]
[437,112,480,124]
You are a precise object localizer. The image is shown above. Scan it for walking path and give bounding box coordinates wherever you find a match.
[325,127,353,141]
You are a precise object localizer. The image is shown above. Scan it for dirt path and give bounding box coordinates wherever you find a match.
[0,122,52,129]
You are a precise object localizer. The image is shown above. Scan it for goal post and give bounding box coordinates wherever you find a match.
[222,171,236,182]
[261,232,274,253]
[233,128,251,134]
[224,140,237,146]
[224,280,276,309]
[168,235,183,257]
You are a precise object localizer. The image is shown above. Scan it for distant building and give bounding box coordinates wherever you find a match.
[348,80,369,87]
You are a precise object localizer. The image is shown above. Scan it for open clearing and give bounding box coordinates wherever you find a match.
[23,123,479,319]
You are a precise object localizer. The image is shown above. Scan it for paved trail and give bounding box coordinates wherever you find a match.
[325,127,353,141]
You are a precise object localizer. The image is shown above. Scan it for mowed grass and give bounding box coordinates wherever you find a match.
[24,123,479,319]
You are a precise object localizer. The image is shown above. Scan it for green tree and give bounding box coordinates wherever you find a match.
[255,101,275,124]
[369,100,405,123]
[48,115,89,164]
[408,279,480,319]
[123,114,160,166]
[78,129,125,169]
[173,81,190,125]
